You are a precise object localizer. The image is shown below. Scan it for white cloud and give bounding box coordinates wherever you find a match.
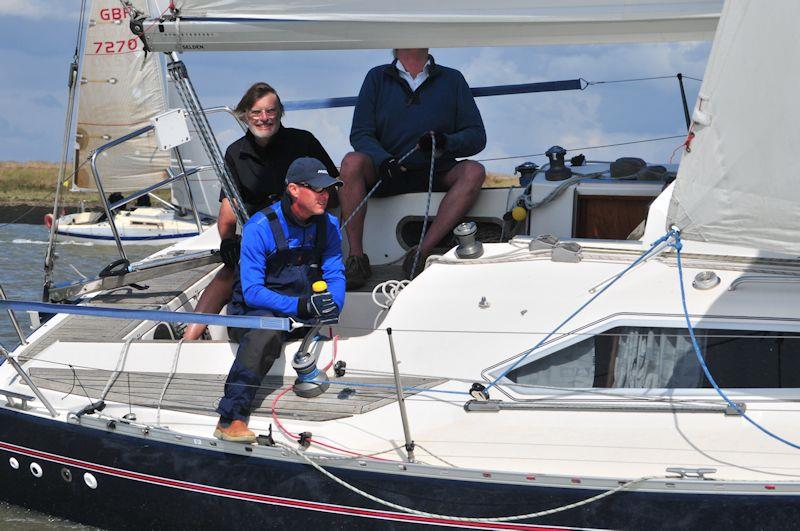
[0,0,80,19]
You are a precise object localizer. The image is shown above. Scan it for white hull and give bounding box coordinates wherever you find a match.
[53,207,211,246]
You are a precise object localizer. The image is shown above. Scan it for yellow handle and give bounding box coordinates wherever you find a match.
[511,206,528,221]
[312,280,328,293]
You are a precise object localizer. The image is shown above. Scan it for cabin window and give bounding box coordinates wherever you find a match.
[506,327,800,389]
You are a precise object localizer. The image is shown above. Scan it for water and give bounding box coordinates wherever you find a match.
[0,224,155,349]
[0,224,160,528]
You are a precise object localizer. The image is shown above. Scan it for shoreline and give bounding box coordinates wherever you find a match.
[0,203,84,225]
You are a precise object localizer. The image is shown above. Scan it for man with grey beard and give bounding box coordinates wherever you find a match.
[183,82,338,341]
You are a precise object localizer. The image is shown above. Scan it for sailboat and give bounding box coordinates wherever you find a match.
[5,0,800,528]
[48,0,218,246]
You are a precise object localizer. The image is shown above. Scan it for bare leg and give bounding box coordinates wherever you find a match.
[418,160,485,258]
[183,266,236,340]
[338,152,378,257]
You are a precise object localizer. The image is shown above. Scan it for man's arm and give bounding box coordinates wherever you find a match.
[218,147,245,237]
[320,214,346,312]
[217,198,238,240]
[350,68,394,167]
[443,71,487,158]
[240,217,302,317]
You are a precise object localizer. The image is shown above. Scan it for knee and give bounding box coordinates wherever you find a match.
[461,161,486,190]
[340,152,372,181]
[217,265,236,282]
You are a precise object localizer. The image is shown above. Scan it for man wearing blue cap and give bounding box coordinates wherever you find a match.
[215,157,345,442]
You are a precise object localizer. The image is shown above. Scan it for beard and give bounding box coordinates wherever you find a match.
[249,120,280,142]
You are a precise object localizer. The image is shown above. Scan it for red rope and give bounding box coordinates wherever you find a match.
[321,334,339,372]
[271,380,395,462]
[669,130,696,164]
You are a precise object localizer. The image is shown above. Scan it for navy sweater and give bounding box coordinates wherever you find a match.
[350,57,486,170]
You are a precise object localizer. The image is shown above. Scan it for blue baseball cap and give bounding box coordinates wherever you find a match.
[285,157,343,189]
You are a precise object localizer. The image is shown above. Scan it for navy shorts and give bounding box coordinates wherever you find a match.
[373,159,460,197]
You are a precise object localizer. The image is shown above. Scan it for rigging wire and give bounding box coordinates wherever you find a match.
[484,230,677,392]
[73,0,89,62]
[584,74,701,86]
[476,134,686,163]
[0,206,41,230]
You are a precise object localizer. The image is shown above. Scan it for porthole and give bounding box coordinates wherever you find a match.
[84,472,98,489]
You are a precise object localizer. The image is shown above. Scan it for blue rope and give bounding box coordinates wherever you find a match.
[485,229,678,392]
[311,378,470,397]
[672,232,800,450]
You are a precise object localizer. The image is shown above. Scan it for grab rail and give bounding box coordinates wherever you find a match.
[728,274,800,291]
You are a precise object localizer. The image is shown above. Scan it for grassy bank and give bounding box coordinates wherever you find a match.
[0,161,99,206]
[0,160,518,207]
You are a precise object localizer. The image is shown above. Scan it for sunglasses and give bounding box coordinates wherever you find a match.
[298,182,328,193]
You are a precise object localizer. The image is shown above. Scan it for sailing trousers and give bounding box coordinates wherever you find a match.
[216,326,287,422]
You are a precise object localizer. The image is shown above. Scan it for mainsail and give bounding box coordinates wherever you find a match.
[667,0,800,255]
[146,1,722,52]
[74,0,169,192]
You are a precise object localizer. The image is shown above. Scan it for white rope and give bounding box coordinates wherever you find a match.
[371,279,411,309]
[277,441,652,523]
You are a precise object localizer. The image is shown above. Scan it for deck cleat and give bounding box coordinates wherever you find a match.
[469,383,490,401]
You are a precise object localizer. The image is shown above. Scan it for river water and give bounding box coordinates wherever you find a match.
[0,224,160,529]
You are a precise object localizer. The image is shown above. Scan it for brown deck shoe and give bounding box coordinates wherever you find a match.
[402,246,426,280]
[213,419,256,443]
[345,254,372,290]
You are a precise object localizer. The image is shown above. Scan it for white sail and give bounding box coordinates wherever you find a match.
[147,0,722,52]
[74,0,169,192]
[667,0,800,255]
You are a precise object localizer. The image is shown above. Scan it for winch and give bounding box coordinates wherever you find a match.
[453,221,484,259]
[544,145,572,181]
[291,338,330,398]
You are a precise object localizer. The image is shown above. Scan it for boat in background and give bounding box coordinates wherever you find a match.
[48,0,218,246]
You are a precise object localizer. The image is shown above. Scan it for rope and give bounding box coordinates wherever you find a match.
[310,378,470,397]
[277,440,652,523]
[409,134,437,278]
[484,229,678,392]
[672,232,800,450]
[340,146,419,230]
[371,280,410,309]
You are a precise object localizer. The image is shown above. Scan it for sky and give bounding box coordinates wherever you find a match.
[0,1,712,175]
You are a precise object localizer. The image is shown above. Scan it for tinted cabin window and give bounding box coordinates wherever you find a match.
[506,327,800,389]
